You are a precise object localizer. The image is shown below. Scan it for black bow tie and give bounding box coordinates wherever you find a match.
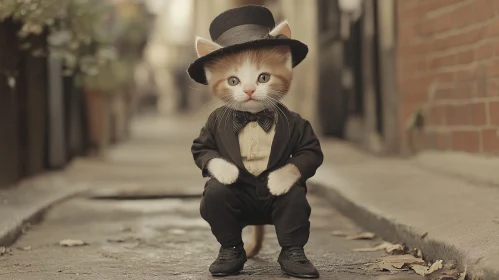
[233,109,275,133]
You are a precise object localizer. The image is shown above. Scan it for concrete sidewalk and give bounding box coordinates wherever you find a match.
[0,114,417,279]
[0,113,207,248]
[2,113,497,279]
[310,140,499,280]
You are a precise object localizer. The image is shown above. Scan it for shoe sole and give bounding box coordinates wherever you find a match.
[279,263,320,279]
[211,271,241,277]
[210,263,245,277]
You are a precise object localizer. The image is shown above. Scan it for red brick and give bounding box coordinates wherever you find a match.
[435,131,453,150]
[420,13,453,35]
[482,129,499,153]
[471,102,487,125]
[487,77,499,96]
[399,0,422,12]
[434,87,455,100]
[475,42,496,61]
[398,24,417,42]
[455,67,481,82]
[456,49,475,65]
[454,82,476,98]
[451,130,481,152]
[424,0,465,12]
[431,26,486,51]
[474,0,496,22]
[490,101,499,125]
[429,54,456,69]
[434,71,455,83]
[485,18,499,37]
[486,61,499,77]
[445,104,471,125]
[450,2,476,29]
[427,105,446,125]
[397,43,429,56]
[396,1,499,155]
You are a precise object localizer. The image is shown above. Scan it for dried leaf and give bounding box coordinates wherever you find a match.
[411,264,431,276]
[353,242,404,253]
[346,232,376,240]
[19,246,31,251]
[410,260,443,276]
[377,276,425,280]
[426,261,461,280]
[457,266,467,280]
[331,230,349,237]
[428,260,444,274]
[59,239,88,247]
[368,254,424,272]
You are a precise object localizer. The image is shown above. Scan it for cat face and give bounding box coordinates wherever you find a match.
[204,46,292,113]
[195,21,293,113]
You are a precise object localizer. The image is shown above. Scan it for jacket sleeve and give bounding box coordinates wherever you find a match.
[191,111,221,177]
[287,118,324,181]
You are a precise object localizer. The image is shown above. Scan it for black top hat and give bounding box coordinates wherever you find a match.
[187,5,309,85]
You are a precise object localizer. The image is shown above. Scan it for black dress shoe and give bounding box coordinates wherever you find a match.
[209,245,247,277]
[278,247,320,278]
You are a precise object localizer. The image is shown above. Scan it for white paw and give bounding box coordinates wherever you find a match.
[267,164,301,196]
[207,158,239,185]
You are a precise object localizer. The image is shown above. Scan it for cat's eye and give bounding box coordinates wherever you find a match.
[258,73,271,83]
[228,77,240,86]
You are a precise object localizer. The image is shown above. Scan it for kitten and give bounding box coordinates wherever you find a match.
[196,21,301,258]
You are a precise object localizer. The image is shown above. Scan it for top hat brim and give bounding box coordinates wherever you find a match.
[187,38,308,85]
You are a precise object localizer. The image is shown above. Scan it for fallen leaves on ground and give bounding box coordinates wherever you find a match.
[353,241,405,254]
[366,254,425,272]
[59,239,88,247]
[346,232,376,240]
[368,256,464,280]
[425,261,463,280]
[410,260,442,276]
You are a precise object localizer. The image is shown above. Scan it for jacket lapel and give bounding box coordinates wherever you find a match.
[217,108,244,169]
[267,103,296,170]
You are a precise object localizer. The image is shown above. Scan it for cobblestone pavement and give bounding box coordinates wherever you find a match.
[0,115,417,280]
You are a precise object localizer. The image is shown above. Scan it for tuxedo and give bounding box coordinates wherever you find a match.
[192,104,323,248]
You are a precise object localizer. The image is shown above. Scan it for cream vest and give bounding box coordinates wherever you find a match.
[238,121,276,176]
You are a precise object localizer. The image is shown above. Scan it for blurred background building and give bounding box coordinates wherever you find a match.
[1,0,499,190]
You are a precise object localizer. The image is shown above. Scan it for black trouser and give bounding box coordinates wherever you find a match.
[200,178,311,248]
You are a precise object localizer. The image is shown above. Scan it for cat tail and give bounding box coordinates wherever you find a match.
[245,225,265,258]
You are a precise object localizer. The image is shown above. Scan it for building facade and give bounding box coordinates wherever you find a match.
[397,0,499,155]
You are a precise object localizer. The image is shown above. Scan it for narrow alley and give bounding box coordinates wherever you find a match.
[0,114,415,280]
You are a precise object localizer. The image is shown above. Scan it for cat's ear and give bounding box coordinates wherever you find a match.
[195,37,222,58]
[269,21,292,38]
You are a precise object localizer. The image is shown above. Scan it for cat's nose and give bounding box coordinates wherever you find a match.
[243,85,256,96]
[244,89,255,96]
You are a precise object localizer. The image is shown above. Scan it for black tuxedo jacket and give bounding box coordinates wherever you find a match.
[191,104,324,190]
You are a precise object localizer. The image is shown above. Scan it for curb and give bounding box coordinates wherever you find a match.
[309,182,497,280]
[0,175,89,247]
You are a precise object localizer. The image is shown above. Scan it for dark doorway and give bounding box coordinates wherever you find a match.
[316,0,346,137]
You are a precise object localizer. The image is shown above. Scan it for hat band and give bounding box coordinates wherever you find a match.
[215,24,272,46]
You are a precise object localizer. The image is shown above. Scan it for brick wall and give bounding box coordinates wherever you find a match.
[397,0,499,155]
